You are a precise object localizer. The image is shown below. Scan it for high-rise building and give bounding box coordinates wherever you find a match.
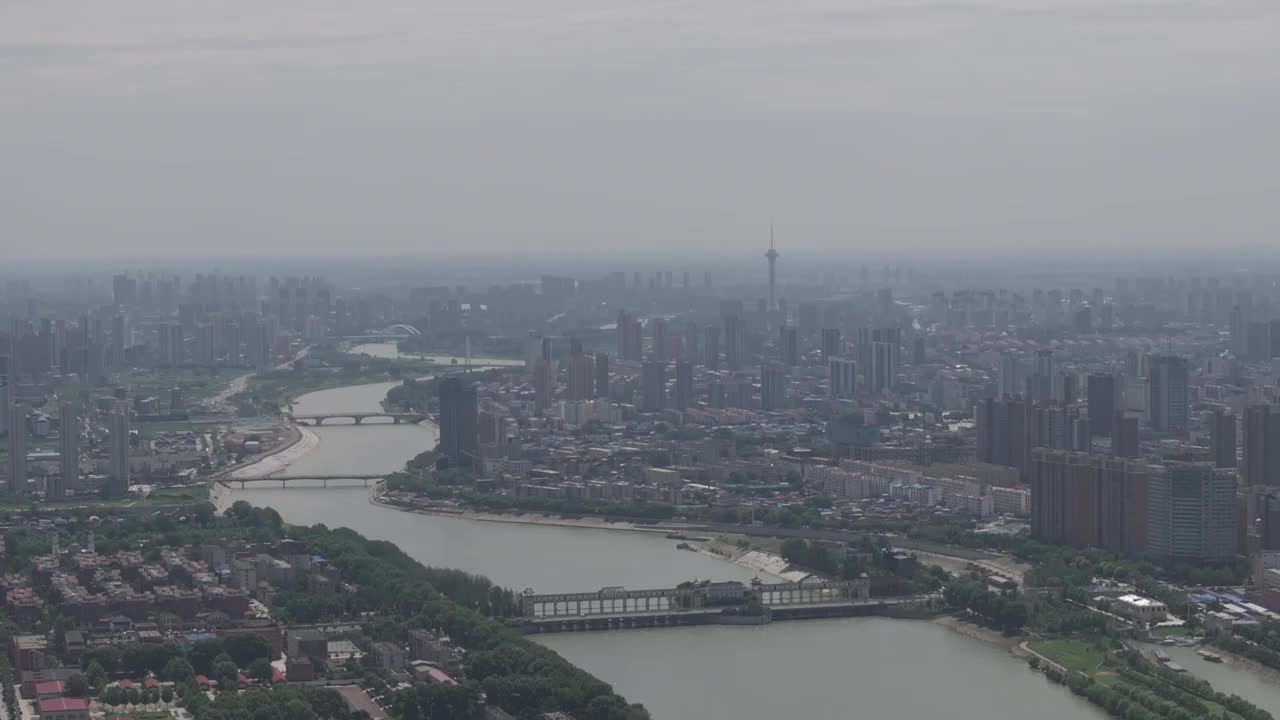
[683,321,699,363]
[1112,412,1140,458]
[107,404,130,497]
[723,316,743,371]
[616,311,642,362]
[1145,463,1237,562]
[532,360,553,414]
[1148,355,1189,436]
[779,325,799,367]
[7,402,27,496]
[53,401,78,499]
[998,351,1021,399]
[651,318,669,363]
[1248,321,1272,362]
[976,397,1030,475]
[760,364,786,411]
[641,361,666,412]
[829,358,857,399]
[438,377,479,466]
[765,228,779,320]
[674,361,694,410]
[871,339,897,393]
[567,353,595,401]
[820,328,841,361]
[1210,408,1237,469]
[594,352,610,399]
[1243,404,1280,487]
[1086,373,1117,437]
[1029,449,1148,557]
[703,326,721,371]
[0,355,9,436]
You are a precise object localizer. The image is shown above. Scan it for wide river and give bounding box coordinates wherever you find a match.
[221,378,1280,719]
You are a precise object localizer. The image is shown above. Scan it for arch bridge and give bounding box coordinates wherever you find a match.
[288,412,430,426]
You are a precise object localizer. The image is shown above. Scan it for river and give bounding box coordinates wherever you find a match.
[220,379,1280,719]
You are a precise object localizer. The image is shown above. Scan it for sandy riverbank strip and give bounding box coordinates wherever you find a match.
[382,503,700,535]
[222,422,319,479]
[934,614,1023,651]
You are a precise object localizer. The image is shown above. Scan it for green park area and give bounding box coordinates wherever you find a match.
[1028,638,1268,720]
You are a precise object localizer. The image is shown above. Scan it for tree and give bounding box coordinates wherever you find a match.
[248,658,274,683]
[64,674,89,698]
[164,657,195,682]
[85,661,107,690]
[162,686,176,704]
[188,639,225,675]
[224,633,273,667]
[213,659,240,691]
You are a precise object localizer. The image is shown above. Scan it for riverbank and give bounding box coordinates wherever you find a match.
[934,614,1024,651]
[227,423,318,479]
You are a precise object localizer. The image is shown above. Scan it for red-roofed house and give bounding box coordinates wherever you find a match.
[116,679,134,690]
[271,667,285,684]
[143,678,159,690]
[236,673,249,689]
[33,680,65,698]
[37,697,89,720]
[194,675,210,689]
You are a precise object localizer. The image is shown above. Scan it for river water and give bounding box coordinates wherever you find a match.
[221,379,1280,719]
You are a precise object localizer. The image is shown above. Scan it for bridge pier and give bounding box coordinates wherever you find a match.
[313,418,325,426]
[353,416,364,425]
[393,416,402,424]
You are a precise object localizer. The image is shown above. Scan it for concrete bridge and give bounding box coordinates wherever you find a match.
[289,412,430,426]
[219,475,385,489]
[519,578,929,633]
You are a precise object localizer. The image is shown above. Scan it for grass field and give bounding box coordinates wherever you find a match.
[1028,638,1109,674]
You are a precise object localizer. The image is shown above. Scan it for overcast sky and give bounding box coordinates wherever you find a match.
[3,0,1278,262]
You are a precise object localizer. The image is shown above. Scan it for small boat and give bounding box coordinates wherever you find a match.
[1164,662,1187,673]
[1197,650,1224,663]
[1153,649,1170,663]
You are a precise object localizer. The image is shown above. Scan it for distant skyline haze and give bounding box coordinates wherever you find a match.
[3,0,1278,259]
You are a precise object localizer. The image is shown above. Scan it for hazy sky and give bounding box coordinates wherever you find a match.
[3,0,1278,261]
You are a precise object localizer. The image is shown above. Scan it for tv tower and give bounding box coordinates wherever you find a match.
[765,223,779,314]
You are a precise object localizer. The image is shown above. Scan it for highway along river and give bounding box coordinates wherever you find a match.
[221,380,1133,719]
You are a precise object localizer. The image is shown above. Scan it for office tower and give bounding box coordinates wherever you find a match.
[438,377,479,467]
[765,227,779,318]
[616,311,642,362]
[1072,416,1092,453]
[641,361,666,412]
[871,340,897,393]
[54,401,78,499]
[1029,449,1148,556]
[110,313,127,367]
[779,325,799,367]
[760,364,786,411]
[651,318,669,363]
[1210,408,1237,469]
[1248,322,1272,362]
[1145,463,1237,562]
[1112,412,1140,458]
[998,351,1021,399]
[1230,305,1247,355]
[7,402,27,496]
[0,355,8,435]
[568,336,583,357]
[976,397,1030,474]
[829,358,857,399]
[723,315,743,371]
[594,352,610,399]
[1056,372,1078,404]
[821,328,841,361]
[532,360,553,414]
[674,361,694,410]
[911,336,926,366]
[1086,373,1117,437]
[1148,355,1189,436]
[107,404,130,497]
[703,326,721,371]
[1243,404,1280,486]
[1073,307,1092,334]
[567,353,594,401]
[684,321,699,363]
[1025,349,1053,405]
[540,336,554,363]
[798,303,818,337]
[1262,493,1280,551]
